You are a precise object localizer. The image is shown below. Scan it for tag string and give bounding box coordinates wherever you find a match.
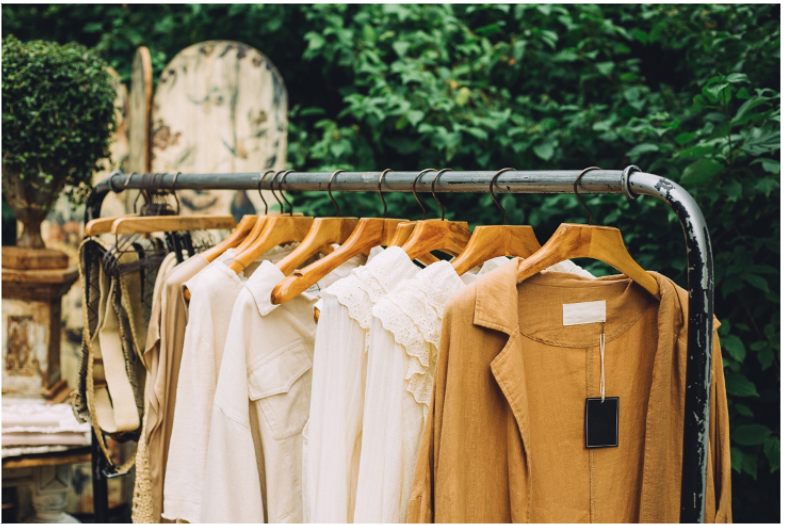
[599,325,606,403]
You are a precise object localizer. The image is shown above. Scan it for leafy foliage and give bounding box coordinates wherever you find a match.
[2,4,779,521]
[1,35,118,205]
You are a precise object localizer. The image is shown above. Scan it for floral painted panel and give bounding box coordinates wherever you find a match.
[150,40,288,218]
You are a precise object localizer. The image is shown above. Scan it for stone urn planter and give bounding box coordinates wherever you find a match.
[2,35,117,270]
[1,36,117,400]
[2,170,69,269]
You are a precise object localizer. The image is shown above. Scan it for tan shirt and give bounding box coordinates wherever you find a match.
[139,253,209,522]
[407,261,732,523]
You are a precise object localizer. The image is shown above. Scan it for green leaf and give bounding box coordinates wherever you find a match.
[745,274,770,293]
[723,335,746,362]
[700,79,734,105]
[736,86,752,99]
[681,159,724,185]
[533,139,557,161]
[755,178,779,197]
[764,436,780,472]
[676,143,717,158]
[627,143,659,158]
[735,404,754,417]
[732,97,773,125]
[392,41,410,58]
[757,348,775,370]
[733,424,771,446]
[596,62,614,76]
[751,158,780,174]
[406,110,425,127]
[725,372,759,397]
[83,22,104,33]
[726,73,750,84]
[674,132,697,145]
[741,451,758,480]
[731,447,743,473]
[304,31,326,52]
[742,128,781,156]
[455,87,472,107]
[631,28,648,45]
[691,94,713,110]
[725,179,743,201]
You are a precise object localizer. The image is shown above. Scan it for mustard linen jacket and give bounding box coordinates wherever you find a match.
[407,261,732,523]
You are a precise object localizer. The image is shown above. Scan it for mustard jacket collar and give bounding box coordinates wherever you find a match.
[472,258,681,336]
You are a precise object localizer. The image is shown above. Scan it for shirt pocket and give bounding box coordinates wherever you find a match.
[248,340,313,440]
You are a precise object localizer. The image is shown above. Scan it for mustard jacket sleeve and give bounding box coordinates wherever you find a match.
[708,325,733,522]
[406,305,454,523]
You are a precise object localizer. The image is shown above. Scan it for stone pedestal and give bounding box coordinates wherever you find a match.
[2,266,78,400]
[26,465,80,523]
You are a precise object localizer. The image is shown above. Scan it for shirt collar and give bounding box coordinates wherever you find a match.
[248,254,367,317]
[473,258,680,336]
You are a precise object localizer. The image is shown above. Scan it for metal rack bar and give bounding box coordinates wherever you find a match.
[84,168,713,523]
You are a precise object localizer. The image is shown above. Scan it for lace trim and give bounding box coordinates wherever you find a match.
[372,262,466,418]
[323,247,415,332]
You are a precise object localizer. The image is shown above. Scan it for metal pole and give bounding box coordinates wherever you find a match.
[83,169,713,523]
[628,172,713,523]
[86,170,631,222]
[91,429,109,522]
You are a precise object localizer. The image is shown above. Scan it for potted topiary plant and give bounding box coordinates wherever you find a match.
[2,35,117,268]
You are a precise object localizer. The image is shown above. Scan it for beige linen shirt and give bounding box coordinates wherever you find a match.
[163,246,294,523]
[133,253,208,523]
[407,261,732,523]
[201,255,365,523]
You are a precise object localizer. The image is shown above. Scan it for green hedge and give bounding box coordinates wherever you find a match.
[3,4,779,521]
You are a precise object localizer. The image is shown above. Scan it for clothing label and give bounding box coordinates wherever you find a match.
[585,397,619,448]
[563,300,607,326]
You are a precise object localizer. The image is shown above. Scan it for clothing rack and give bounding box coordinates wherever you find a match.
[84,167,714,523]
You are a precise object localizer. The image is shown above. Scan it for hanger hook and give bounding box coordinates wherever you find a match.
[412,168,436,220]
[430,168,452,221]
[490,167,515,226]
[573,166,603,226]
[377,169,392,219]
[279,170,295,216]
[258,170,274,215]
[170,172,181,215]
[327,169,345,217]
[107,171,124,193]
[269,171,284,213]
[127,172,143,213]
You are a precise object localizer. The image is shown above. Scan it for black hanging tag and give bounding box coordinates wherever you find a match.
[585,397,619,448]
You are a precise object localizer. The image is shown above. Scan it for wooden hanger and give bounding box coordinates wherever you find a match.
[201,215,257,263]
[451,168,541,275]
[270,168,408,305]
[388,222,440,265]
[227,170,318,274]
[230,171,307,256]
[276,170,360,275]
[204,170,278,261]
[516,167,660,298]
[111,214,237,235]
[271,217,403,304]
[85,215,138,236]
[399,168,471,261]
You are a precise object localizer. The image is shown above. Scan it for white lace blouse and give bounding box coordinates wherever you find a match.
[353,258,594,523]
[303,246,419,523]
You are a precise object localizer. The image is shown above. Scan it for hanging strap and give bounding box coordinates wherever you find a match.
[84,257,138,473]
